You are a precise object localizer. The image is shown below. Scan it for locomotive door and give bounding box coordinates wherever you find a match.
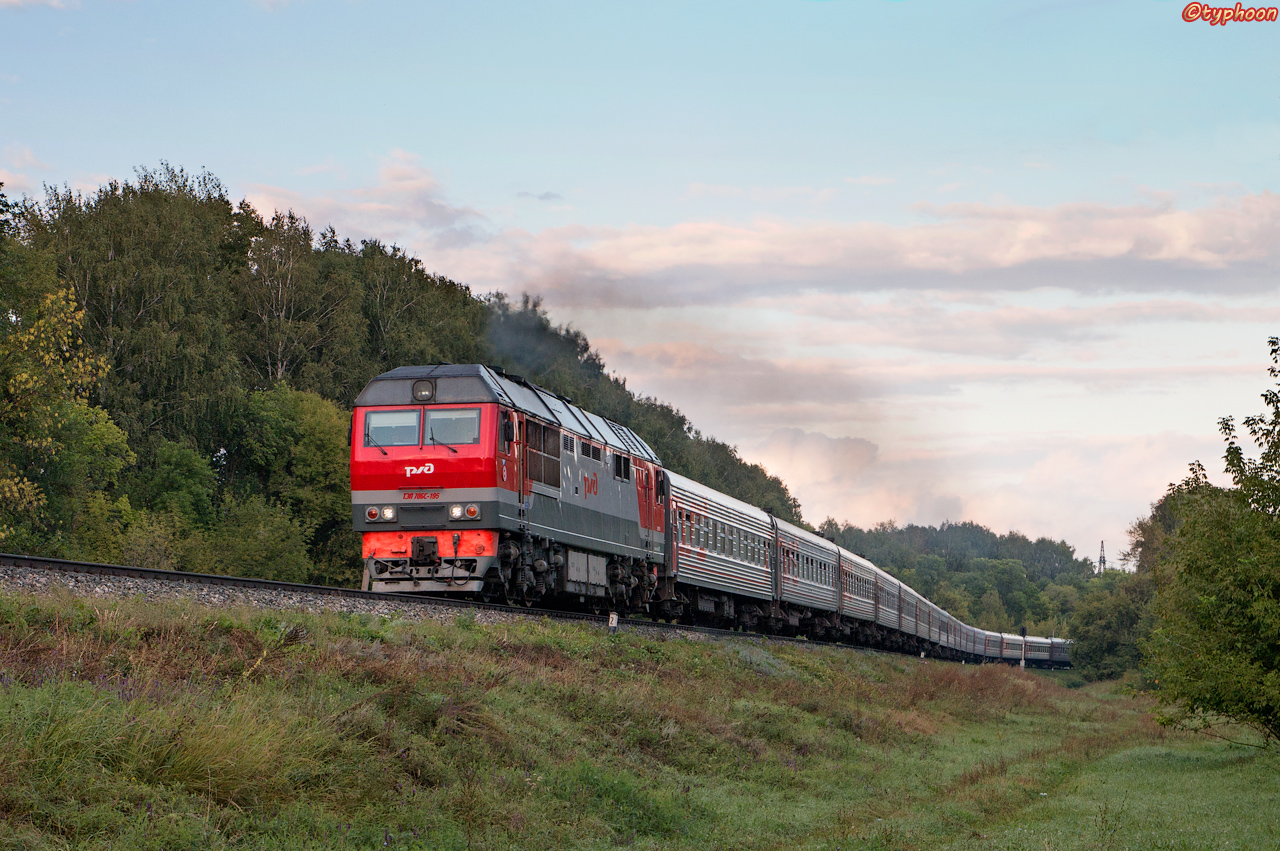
[636,463,653,536]
[498,408,523,491]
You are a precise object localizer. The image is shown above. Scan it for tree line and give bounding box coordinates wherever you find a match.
[818,518,1099,641]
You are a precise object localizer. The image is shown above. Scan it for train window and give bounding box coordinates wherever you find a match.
[613,453,631,482]
[525,422,562,488]
[365,409,420,447]
[423,408,481,446]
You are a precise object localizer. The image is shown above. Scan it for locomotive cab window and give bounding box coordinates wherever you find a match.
[365,409,420,447]
[423,407,481,446]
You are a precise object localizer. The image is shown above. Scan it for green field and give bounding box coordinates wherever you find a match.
[0,590,1274,850]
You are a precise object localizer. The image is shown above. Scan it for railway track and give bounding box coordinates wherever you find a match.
[0,552,840,650]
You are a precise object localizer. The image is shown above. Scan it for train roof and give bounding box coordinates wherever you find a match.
[354,364,661,464]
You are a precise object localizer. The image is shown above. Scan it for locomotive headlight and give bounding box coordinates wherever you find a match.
[448,504,464,520]
[464,503,480,520]
[365,507,379,521]
[380,506,396,521]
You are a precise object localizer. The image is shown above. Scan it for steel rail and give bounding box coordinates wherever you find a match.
[0,552,840,650]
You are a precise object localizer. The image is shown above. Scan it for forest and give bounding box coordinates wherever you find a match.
[3,167,1277,724]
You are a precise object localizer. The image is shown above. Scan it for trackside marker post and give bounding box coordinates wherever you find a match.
[608,612,619,634]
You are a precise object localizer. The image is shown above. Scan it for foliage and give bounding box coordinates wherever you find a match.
[1143,482,1280,743]
[0,285,110,543]
[232,384,360,586]
[186,494,314,583]
[1069,569,1152,681]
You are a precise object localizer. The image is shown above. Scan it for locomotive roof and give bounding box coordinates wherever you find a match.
[355,364,661,464]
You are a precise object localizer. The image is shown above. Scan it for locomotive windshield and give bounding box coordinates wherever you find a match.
[363,407,482,448]
[365,409,420,447]
[423,408,481,446]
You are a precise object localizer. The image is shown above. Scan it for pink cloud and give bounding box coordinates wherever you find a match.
[743,426,1224,561]
[0,168,35,195]
[244,149,485,255]
[229,153,1280,309]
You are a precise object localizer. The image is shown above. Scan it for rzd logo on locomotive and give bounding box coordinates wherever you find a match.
[404,464,435,477]
[583,472,598,496]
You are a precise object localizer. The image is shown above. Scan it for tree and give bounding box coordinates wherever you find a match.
[1141,337,1280,744]
[1144,484,1280,742]
[1069,571,1150,680]
[233,385,358,586]
[235,211,362,392]
[22,166,241,460]
[0,288,110,542]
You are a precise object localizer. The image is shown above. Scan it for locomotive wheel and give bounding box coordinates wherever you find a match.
[511,582,539,607]
[478,579,508,605]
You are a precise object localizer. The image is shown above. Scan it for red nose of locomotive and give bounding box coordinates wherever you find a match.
[351,370,508,592]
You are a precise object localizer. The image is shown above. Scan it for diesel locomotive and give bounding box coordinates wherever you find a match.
[351,364,1069,666]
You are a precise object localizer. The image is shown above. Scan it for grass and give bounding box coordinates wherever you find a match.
[0,589,1275,850]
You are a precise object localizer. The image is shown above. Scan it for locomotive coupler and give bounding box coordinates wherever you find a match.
[410,536,441,567]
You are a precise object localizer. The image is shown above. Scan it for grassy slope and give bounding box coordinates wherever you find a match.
[0,591,1275,851]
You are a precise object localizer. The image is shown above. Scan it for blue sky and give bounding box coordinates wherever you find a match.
[4,0,1280,562]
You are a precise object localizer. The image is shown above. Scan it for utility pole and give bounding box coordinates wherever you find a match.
[1098,541,1106,574]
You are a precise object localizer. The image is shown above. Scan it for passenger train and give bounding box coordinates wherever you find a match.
[350,364,1069,667]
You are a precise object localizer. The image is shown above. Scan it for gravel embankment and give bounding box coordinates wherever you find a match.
[0,563,705,641]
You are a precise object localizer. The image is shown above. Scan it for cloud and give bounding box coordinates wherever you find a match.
[232,155,1280,310]
[517,191,564,202]
[244,149,486,252]
[0,169,35,194]
[744,426,1221,561]
[781,292,1280,359]
[845,175,896,186]
[753,428,879,486]
[482,191,1280,308]
[4,146,49,170]
[0,0,74,7]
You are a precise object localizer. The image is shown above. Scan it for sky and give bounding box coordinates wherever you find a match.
[3,0,1279,566]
